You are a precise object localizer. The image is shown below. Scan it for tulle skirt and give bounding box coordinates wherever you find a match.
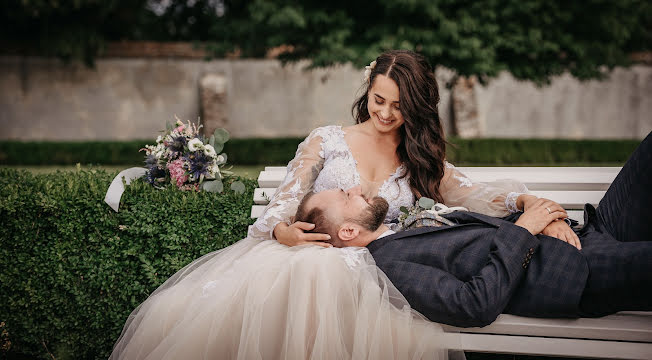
[109,237,451,359]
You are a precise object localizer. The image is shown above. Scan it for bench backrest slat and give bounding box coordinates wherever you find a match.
[251,167,622,223]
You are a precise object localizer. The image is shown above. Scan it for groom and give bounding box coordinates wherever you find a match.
[294,133,652,328]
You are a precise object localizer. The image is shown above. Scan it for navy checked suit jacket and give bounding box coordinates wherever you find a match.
[366,211,589,328]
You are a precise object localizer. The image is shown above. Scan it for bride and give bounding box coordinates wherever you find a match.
[110,50,559,359]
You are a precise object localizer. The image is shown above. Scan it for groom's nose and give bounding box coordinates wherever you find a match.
[346,186,362,197]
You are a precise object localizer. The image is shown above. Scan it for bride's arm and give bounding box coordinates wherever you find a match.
[439,161,532,217]
[440,162,580,247]
[247,128,330,246]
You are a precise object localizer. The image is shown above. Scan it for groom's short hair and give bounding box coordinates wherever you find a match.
[295,192,343,247]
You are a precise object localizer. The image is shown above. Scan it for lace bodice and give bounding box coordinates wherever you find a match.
[248,125,527,241]
[248,126,414,240]
[311,126,413,221]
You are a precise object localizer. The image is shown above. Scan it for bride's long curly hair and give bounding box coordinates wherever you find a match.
[352,50,447,201]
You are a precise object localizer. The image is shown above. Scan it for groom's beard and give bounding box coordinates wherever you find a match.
[353,196,389,232]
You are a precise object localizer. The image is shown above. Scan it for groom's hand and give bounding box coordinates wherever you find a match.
[515,198,568,236]
[542,220,581,250]
[273,221,333,248]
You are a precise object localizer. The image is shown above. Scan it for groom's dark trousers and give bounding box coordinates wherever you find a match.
[367,131,652,328]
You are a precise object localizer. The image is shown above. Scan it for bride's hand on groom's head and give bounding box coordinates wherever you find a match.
[274,221,333,248]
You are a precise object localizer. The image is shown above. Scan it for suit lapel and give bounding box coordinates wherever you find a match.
[367,211,504,252]
[445,211,505,228]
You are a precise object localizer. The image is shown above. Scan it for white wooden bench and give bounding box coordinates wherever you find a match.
[250,166,652,359]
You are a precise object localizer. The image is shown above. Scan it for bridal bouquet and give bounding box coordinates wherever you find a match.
[140,117,240,193]
[105,117,244,212]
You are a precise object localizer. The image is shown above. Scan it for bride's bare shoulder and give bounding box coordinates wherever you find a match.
[341,123,370,137]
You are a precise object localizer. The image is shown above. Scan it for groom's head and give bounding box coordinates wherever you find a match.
[294,186,389,247]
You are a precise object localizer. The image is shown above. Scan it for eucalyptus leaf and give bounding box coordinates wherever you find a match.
[418,197,435,210]
[209,134,215,147]
[400,206,409,214]
[230,180,246,194]
[202,179,223,193]
[214,142,224,154]
[213,128,230,145]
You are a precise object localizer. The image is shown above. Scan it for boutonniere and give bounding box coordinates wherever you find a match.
[393,197,467,231]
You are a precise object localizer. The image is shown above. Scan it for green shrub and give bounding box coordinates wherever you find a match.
[446,138,640,165]
[0,140,150,166]
[223,138,304,165]
[0,137,640,167]
[0,168,256,359]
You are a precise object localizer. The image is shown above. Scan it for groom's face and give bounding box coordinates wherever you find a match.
[310,186,389,232]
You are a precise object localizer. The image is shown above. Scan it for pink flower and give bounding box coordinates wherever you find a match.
[167,159,188,188]
[175,125,185,133]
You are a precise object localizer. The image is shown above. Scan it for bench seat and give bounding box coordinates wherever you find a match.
[250,166,652,359]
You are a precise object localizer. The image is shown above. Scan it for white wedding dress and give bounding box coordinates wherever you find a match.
[110,126,525,360]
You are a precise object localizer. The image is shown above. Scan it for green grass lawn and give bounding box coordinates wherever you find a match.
[0,165,269,179]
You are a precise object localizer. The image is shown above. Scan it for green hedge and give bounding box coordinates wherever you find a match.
[0,169,256,359]
[445,138,640,165]
[0,139,307,166]
[0,141,149,166]
[0,137,640,167]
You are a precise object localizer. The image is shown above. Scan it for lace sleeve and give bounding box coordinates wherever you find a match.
[247,129,325,240]
[439,162,528,217]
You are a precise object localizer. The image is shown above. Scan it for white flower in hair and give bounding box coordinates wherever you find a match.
[364,60,377,83]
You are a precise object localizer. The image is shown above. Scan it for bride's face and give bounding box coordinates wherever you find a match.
[367,74,405,134]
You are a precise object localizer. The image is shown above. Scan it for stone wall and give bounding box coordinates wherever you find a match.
[0,56,649,141]
[475,66,652,139]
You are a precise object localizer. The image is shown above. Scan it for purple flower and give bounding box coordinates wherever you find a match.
[144,154,158,168]
[167,135,187,159]
[184,151,211,181]
[145,166,166,185]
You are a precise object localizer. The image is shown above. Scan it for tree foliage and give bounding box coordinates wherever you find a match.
[1,0,651,82]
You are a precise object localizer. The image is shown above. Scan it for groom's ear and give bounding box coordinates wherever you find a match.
[338,222,361,242]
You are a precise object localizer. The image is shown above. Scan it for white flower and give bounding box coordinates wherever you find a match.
[216,154,226,164]
[188,138,204,152]
[364,60,377,83]
[210,164,221,178]
[156,135,163,143]
[204,144,217,158]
